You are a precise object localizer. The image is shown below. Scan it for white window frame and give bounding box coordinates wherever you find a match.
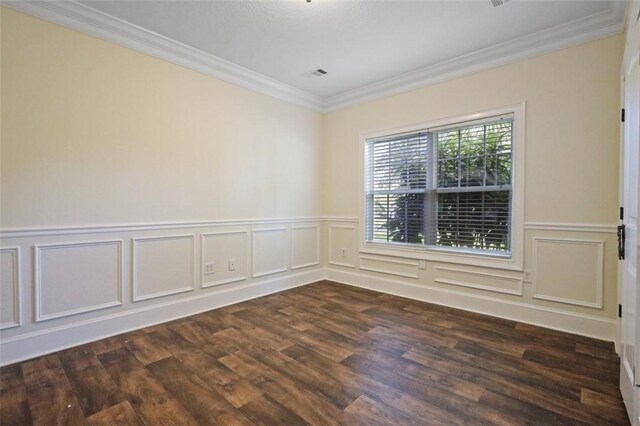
[358,102,525,271]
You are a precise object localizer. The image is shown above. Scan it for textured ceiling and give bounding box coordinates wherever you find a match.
[80,0,613,98]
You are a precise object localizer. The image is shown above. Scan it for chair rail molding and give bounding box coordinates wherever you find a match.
[524,222,617,234]
[0,217,328,238]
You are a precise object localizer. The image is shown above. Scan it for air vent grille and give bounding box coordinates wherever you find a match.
[311,69,328,77]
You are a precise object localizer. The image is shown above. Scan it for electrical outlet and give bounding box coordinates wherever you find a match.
[228,259,237,271]
[523,270,531,282]
[341,248,347,258]
[418,260,427,270]
[204,262,215,275]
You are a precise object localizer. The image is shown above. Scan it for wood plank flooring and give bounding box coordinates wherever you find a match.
[0,280,630,425]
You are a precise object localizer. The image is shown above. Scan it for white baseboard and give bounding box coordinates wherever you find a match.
[0,265,619,366]
[325,268,618,345]
[0,269,323,366]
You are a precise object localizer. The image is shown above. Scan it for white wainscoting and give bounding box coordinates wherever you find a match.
[252,228,289,278]
[34,240,123,322]
[0,218,323,366]
[328,225,357,268]
[0,248,20,329]
[1,268,323,366]
[201,231,249,288]
[326,268,617,343]
[532,237,605,309]
[324,218,618,345]
[0,217,620,364]
[132,235,196,302]
[359,255,419,279]
[291,225,320,270]
[434,266,524,296]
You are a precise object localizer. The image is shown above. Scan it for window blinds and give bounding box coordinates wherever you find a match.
[365,114,513,253]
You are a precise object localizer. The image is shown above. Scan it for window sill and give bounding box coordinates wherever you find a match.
[361,241,523,271]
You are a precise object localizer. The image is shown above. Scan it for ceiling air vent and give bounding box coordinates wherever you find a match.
[311,69,328,77]
[491,0,509,6]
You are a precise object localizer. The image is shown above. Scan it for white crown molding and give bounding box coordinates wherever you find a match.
[0,0,628,113]
[322,1,626,112]
[2,1,325,112]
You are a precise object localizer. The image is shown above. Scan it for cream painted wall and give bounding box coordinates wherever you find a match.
[0,8,327,365]
[322,34,624,328]
[323,34,623,224]
[1,8,324,228]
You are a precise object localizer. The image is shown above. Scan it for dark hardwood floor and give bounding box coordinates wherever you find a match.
[0,280,630,425]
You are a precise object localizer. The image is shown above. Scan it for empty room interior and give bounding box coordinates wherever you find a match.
[1,0,640,424]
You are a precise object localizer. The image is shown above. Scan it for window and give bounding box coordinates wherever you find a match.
[365,113,514,256]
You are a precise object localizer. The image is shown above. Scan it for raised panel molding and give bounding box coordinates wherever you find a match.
[359,255,419,279]
[0,248,21,329]
[434,266,523,296]
[532,237,604,309]
[291,225,320,270]
[201,231,249,288]
[34,240,123,322]
[132,235,196,302]
[328,225,357,268]
[252,228,289,278]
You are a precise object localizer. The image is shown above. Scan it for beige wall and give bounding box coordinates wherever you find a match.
[0,8,326,365]
[323,35,623,224]
[1,8,324,228]
[323,34,624,329]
